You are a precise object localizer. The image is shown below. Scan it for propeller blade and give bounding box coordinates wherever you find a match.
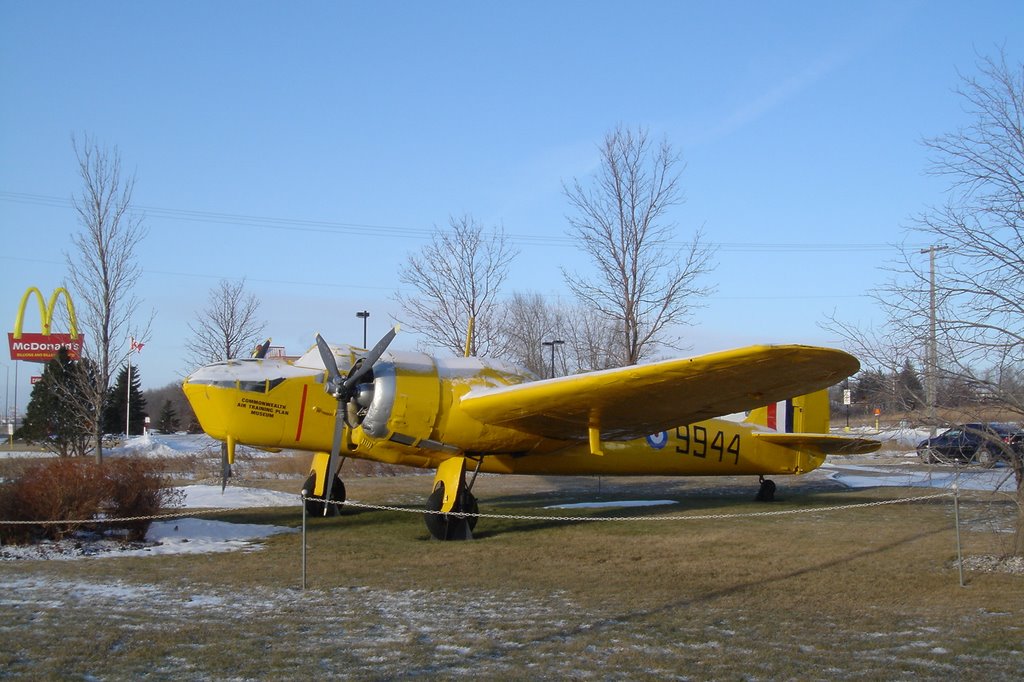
[315,333,341,380]
[315,327,398,515]
[343,325,398,392]
[323,411,346,515]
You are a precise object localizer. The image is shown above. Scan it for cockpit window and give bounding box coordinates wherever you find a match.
[187,377,287,394]
[238,380,268,393]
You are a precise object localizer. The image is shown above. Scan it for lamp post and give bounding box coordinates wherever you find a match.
[356,310,370,349]
[541,339,564,379]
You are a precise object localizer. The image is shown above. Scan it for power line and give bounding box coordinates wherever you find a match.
[0,190,909,253]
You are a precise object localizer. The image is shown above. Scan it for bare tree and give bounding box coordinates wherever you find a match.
[499,293,628,377]
[395,215,518,356]
[185,278,266,366]
[560,303,623,372]
[563,125,716,365]
[499,292,562,377]
[826,52,1024,554]
[65,135,148,464]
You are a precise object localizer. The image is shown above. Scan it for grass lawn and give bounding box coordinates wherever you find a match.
[1,464,1022,679]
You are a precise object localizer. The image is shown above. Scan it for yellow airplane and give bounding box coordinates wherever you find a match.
[182,329,879,540]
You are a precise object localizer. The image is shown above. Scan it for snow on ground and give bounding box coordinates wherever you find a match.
[546,500,679,510]
[118,517,296,557]
[176,484,298,509]
[823,462,1019,493]
[1,480,301,561]
[111,432,216,458]
[0,431,276,459]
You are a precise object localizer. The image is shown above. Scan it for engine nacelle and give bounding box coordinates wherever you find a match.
[362,353,442,447]
[360,351,547,454]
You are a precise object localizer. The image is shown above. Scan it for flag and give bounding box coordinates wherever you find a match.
[130,337,144,353]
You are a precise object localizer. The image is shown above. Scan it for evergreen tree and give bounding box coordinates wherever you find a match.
[17,347,94,457]
[896,360,924,411]
[102,364,148,435]
[157,399,179,434]
[853,369,888,408]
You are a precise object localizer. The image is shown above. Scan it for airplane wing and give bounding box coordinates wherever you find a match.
[752,433,881,455]
[460,345,859,442]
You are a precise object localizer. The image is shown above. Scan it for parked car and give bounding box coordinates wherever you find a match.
[916,422,1018,466]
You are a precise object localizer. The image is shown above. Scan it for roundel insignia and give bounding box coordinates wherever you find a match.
[646,431,668,450]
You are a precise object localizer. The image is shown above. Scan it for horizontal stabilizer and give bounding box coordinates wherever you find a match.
[753,432,881,455]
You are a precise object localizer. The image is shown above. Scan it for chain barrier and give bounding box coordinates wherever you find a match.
[312,489,955,523]
[0,507,241,527]
[0,489,954,528]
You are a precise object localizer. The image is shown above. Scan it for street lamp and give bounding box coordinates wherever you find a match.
[541,339,564,379]
[356,310,370,349]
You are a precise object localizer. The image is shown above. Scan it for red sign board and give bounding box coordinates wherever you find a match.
[8,332,84,362]
[30,376,42,385]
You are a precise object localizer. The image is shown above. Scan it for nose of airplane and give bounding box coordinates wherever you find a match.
[182,370,233,441]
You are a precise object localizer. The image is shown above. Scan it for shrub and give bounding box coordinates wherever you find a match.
[104,459,183,541]
[0,458,182,545]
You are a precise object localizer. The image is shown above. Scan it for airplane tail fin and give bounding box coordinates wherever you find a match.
[745,389,830,434]
[746,390,879,455]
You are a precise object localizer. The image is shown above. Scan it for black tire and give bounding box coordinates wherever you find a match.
[974,447,996,468]
[302,473,346,517]
[424,484,475,540]
[755,479,776,502]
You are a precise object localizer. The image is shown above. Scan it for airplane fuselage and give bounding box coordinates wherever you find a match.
[183,349,826,479]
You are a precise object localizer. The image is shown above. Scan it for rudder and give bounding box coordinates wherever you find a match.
[746,389,830,434]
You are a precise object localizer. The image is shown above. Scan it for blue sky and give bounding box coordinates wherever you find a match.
[1,1,1022,402]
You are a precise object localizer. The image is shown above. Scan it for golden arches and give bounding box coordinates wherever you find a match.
[12,286,79,339]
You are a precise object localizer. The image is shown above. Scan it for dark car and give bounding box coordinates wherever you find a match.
[916,422,1018,466]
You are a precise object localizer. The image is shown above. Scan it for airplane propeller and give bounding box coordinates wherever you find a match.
[314,326,398,515]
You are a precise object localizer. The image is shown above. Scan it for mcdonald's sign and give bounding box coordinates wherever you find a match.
[8,287,85,362]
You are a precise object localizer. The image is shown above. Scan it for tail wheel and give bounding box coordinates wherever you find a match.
[302,473,346,517]
[755,478,776,502]
[424,483,477,540]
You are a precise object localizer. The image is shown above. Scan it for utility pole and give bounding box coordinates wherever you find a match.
[921,245,947,437]
[541,339,564,379]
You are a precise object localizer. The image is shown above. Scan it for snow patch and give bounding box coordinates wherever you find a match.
[546,500,678,510]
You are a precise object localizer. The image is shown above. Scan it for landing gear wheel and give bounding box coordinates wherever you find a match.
[755,477,776,502]
[424,484,477,540]
[302,473,346,517]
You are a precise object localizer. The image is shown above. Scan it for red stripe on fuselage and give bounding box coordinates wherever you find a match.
[766,402,777,430]
[295,384,308,441]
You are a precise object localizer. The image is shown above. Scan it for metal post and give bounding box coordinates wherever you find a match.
[2,362,8,447]
[12,360,17,436]
[953,482,964,588]
[356,310,370,349]
[125,361,132,437]
[301,488,308,590]
[2,362,8,429]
